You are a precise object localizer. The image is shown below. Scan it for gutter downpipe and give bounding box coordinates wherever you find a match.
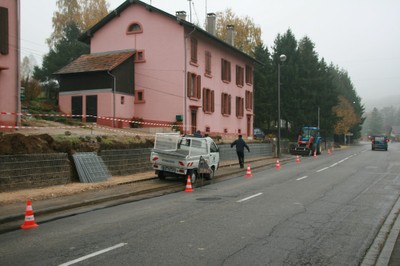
[16,0,21,126]
[183,27,196,134]
[107,71,116,127]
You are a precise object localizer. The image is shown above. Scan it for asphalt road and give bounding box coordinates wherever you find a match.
[1,142,400,265]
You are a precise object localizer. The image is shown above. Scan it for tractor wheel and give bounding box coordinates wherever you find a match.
[317,143,322,155]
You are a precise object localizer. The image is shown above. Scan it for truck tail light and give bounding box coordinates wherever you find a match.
[179,161,185,166]
[152,157,159,161]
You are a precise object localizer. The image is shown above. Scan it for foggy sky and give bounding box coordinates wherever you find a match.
[21,0,400,108]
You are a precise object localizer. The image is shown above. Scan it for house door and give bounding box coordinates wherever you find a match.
[71,96,83,121]
[247,115,251,137]
[86,95,97,123]
[191,109,197,134]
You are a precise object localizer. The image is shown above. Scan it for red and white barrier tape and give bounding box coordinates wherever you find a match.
[0,112,185,129]
[0,125,91,130]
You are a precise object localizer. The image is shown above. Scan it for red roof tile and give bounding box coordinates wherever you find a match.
[55,50,135,74]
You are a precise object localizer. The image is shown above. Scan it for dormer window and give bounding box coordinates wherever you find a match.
[127,22,143,34]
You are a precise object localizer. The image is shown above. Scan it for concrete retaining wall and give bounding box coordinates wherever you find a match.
[219,143,273,161]
[100,148,154,176]
[0,154,71,191]
[0,143,273,191]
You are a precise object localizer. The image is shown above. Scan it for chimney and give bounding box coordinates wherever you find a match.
[227,25,235,46]
[206,13,216,36]
[176,11,187,21]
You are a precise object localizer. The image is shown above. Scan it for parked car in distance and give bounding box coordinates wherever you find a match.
[371,135,388,151]
[254,128,265,140]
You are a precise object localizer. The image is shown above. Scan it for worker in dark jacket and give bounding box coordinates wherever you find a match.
[193,130,202,137]
[231,135,250,168]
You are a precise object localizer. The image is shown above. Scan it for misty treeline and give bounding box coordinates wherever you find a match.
[362,107,400,137]
[22,2,364,143]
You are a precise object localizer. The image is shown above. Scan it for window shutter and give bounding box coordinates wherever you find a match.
[228,95,231,115]
[202,88,206,112]
[237,97,239,117]
[228,62,231,82]
[236,66,239,86]
[221,93,224,114]
[187,72,191,97]
[197,75,201,99]
[0,7,9,55]
[211,91,215,113]
[221,59,223,80]
[241,98,244,116]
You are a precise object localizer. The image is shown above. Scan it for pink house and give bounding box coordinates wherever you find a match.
[0,0,20,128]
[56,0,257,137]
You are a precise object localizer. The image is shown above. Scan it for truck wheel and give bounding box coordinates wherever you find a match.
[158,171,166,180]
[205,167,215,180]
[189,170,198,185]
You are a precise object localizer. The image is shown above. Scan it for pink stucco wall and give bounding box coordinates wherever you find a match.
[186,32,254,136]
[0,0,20,127]
[59,91,135,127]
[90,4,185,128]
[81,3,254,136]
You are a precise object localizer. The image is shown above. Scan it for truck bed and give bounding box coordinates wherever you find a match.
[151,149,190,158]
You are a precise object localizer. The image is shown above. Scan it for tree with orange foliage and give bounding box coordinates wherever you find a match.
[47,0,109,48]
[332,95,360,136]
[215,8,262,55]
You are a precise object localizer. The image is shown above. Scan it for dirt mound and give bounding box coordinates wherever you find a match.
[0,133,56,155]
[0,133,154,155]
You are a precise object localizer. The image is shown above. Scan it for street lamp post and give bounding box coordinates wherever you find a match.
[277,54,287,158]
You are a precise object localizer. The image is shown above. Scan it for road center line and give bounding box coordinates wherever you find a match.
[296,176,308,181]
[316,167,329,173]
[59,243,127,266]
[237,193,263,203]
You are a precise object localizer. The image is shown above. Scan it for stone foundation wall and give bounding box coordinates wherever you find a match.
[0,143,273,190]
[0,154,71,191]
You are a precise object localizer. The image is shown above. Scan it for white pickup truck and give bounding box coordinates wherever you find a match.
[150,133,220,184]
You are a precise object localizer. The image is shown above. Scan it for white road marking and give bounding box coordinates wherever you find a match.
[59,243,127,266]
[329,163,338,167]
[316,167,329,173]
[296,176,308,181]
[237,193,263,203]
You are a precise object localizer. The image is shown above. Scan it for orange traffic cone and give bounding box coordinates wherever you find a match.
[313,151,317,158]
[184,175,194,192]
[245,165,252,178]
[21,199,39,229]
[276,160,281,169]
[296,155,300,163]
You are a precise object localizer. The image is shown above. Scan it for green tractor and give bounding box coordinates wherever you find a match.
[290,126,322,156]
